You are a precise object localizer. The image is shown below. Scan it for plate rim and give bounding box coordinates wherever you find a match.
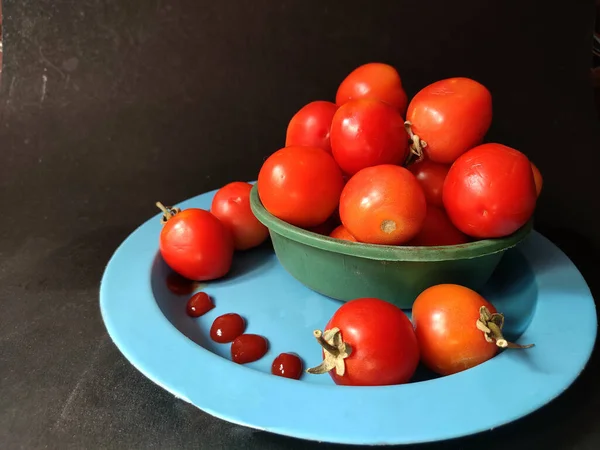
[99,187,598,446]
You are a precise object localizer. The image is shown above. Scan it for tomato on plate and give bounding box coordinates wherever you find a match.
[306,298,419,386]
[257,146,345,228]
[408,159,450,208]
[339,165,427,245]
[210,182,269,251]
[157,203,234,281]
[329,225,358,242]
[336,62,408,114]
[443,143,537,238]
[408,206,469,246]
[530,162,543,197]
[330,99,409,175]
[285,101,338,153]
[406,77,492,164]
[412,284,533,376]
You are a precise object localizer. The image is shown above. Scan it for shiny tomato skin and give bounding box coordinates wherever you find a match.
[326,298,420,386]
[330,99,409,175]
[412,284,498,376]
[210,182,269,251]
[285,101,338,153]
[336,62,408,113]
[531,162,543,197]
[408,159,450,208]
[407,77,492,164]
[257,146,345,228]
[339,165,427,245]
[329,225,358,242]
[408,206,469,246]
[443,143,537,238]
[159,209,234,281]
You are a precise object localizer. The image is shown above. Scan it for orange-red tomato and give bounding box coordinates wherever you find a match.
[330,99,409,175]
[257,146,345,228]
[285,101,338,153]
[210,182,269,251]
[531,162,543,197]
[408,206,469,246]
[159,208,234,281]
[412,284,498,376]
[329,225,358,242]
[443,143,537,238]
[406,78,492,164]
[336,62,408,113]
[339,165,427,245]
[408,159,450,208]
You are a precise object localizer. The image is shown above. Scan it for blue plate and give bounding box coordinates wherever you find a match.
[100,187,597,446]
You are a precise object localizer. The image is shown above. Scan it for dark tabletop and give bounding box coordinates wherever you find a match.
[1,1,600,449]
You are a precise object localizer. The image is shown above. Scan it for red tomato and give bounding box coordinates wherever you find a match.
[285,101,338,153]
[408,159,450,208]
[406,78,492,164]
[157,204,234,281]
[531,162,543,197]
[336,62,408,113]
[330,99,409,175]
[408,206,469,246]
[412,284,499,375]
[231,334,269,364]
[186,292,214,317]
[306,298,419,386]
[443,143,537,238]
[271,353,303,380]
[305,213,340,236]
[329,225,358,242]
[257,146,345,228]
[210,182,269,251]
[339,165,427,245]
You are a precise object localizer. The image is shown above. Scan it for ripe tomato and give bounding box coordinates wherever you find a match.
[210,182,269,251]
[408,206,469,246]
[406,77,492,164]
[412,284,532,376]
[329,225,358,242]
[443,143,537,238]
[408,159,450,208]
[307,298,419,386]
[285,101,338,153]
[330,99,409,175]
[257,146,345,228]
[339,165,427,245]
[531,162,543,197]
[336,62,408,113]
[412,284,498,375]
[157,204,234,281]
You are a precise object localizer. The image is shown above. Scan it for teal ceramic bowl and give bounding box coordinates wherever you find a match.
[250,185,533,308]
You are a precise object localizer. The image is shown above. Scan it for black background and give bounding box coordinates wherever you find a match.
[1,1,599,449]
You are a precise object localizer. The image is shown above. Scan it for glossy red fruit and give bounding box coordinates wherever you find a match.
[443,143,537,238]
[271,353,303,380]
[407,77,492,164]
[158,205,234,281]
[329,225,358,242]
[336,62,408,113]
[408,206,469,246]
[285,101,338,153]
[408,159,450,208]
[186,292,215,317]
[210,313,246,343]
[231,334,269,364]
[330,99,409,175]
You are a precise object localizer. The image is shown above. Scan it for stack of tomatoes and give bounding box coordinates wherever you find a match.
[258,63,543,247]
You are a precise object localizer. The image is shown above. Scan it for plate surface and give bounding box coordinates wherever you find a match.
[100,187,597,446]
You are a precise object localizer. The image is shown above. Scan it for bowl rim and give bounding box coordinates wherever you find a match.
[249,184,533,262]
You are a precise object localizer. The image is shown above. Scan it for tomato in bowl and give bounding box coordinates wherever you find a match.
[249,185,533,309]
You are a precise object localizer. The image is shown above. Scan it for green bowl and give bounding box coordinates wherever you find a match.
[249,185,533,309]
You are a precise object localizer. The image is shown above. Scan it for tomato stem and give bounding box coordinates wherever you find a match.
[156,201,181,224]
[403,121,427,166]
[306,328,352,376]
[476,306,534,349]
